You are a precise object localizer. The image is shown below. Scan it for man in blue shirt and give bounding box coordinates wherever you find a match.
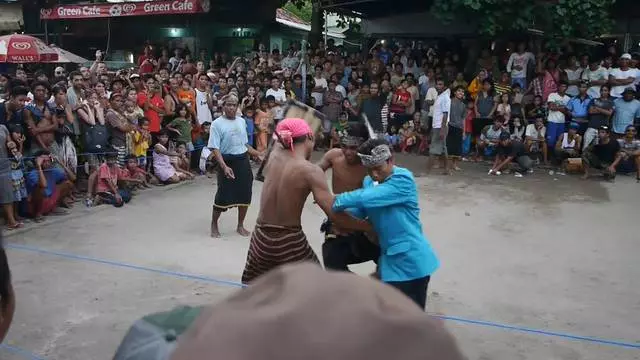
[332,138,439,309]
[566,82,592,134]
[208,94,262,238]
[612,87,640,137]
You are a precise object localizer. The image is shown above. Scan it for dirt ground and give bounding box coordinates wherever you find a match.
[2,153,639,360]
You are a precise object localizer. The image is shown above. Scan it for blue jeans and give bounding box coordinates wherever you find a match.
[97,189,131,207]
[512,77,527,89]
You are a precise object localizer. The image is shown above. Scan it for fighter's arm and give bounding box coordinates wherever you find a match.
[306,165,372,232]
[332,174,413,210]
[316,148,341,172]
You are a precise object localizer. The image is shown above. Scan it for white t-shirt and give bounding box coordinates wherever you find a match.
[265,88,287,104]
[581,66,609,99]
[311,77,328,107]
[525,124,546,139]
[609,68,639,97]
[546,92,570,124]
[425,87,439,117]
[195,88,212,125]
[507,52,535,79]
[565,67,584,97]
[432,89,451,129]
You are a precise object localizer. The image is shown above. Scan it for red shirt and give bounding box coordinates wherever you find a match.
[390,89,411,114]
[137,91,164,132]
[97,163,119,193]
[137,55,155,75]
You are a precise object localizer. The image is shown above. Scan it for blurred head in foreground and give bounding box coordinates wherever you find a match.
[168,263,463,360]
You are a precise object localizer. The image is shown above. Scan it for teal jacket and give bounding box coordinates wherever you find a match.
[332,166,440,282]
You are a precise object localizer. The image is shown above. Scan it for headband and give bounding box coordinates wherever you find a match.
[340,135,363,147]
[357,144,391,167]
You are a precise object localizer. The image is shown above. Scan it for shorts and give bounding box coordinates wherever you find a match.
[546,122,565,147]
[321,219,380,272]
[186,141,195,152]
[430,128,447,156]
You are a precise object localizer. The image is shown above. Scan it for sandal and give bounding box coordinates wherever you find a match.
[6,222,23,230]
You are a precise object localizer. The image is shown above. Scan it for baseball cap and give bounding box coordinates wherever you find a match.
[622,87,635,95]
[621,53,632,60]
[569,122,580,130]
[598,125,610,132]
[129,73,141,79]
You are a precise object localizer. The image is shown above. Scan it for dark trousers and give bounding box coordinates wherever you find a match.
[322,232,380,271]
[388,275,431,309]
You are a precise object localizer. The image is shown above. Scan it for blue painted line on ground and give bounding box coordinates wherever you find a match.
[6,243,640,351]
[0,344,46,360]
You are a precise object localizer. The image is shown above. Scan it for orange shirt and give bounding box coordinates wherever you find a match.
[177,89,196,114]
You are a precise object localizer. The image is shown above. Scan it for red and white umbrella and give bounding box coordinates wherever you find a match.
[0,34,58,63]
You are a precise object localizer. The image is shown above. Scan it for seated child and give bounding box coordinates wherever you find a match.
[95,152,131,207]
[175,142,196,179]
[330,112,350,148]
[120,155,151,189]
[385,125,400,149]
[399,121,417,153]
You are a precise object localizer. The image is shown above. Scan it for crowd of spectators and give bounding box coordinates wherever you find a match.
[0,38,639,230]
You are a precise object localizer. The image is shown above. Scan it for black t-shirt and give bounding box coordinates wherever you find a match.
[593,139,620,164]
[588,98,614,128]
[498,140,526,158]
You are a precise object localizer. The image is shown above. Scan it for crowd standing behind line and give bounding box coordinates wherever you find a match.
[0,39,639,230]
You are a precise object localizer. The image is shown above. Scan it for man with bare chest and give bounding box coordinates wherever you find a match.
[241,118,370,284]
[317,126,380,272]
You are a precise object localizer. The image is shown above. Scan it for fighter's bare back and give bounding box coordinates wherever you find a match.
[257,144,334,228]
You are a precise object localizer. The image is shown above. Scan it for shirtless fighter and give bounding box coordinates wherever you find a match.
[241,118,370,284]
[317,125,380,272]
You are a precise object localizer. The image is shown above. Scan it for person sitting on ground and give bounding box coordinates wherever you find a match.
[175,142,196,179]
[489,131,533,177]
[95,151,132,207]
[24,150,75,221]
[524,116,548,165]
[582,125,621,181]
[477,117,505,160]
[555,122,582,174]
[510,116,525,141]
[615,124,640,181]
[121,155,151,189]
[153,129,183,184]
[398,121,417,154]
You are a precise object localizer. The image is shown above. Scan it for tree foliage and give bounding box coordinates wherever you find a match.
[286,0,361,32]
[284,0,313,23]
[432,0,616,40]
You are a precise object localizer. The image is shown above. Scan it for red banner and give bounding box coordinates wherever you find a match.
[39,0,210,20]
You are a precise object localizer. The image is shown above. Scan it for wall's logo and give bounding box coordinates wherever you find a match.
[11,42,32,51]
[122,4,136,14]
[40,8,52,17]
[109,4,122,16]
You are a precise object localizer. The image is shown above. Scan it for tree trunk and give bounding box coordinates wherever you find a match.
[309,0,323,47]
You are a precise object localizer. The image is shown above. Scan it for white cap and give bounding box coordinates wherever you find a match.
[621,53,632,60]
[54,66,65,73]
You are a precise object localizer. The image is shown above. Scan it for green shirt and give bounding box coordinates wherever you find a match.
[168,118,193,143]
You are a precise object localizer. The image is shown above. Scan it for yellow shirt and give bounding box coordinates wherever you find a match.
[132,130,150,157]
